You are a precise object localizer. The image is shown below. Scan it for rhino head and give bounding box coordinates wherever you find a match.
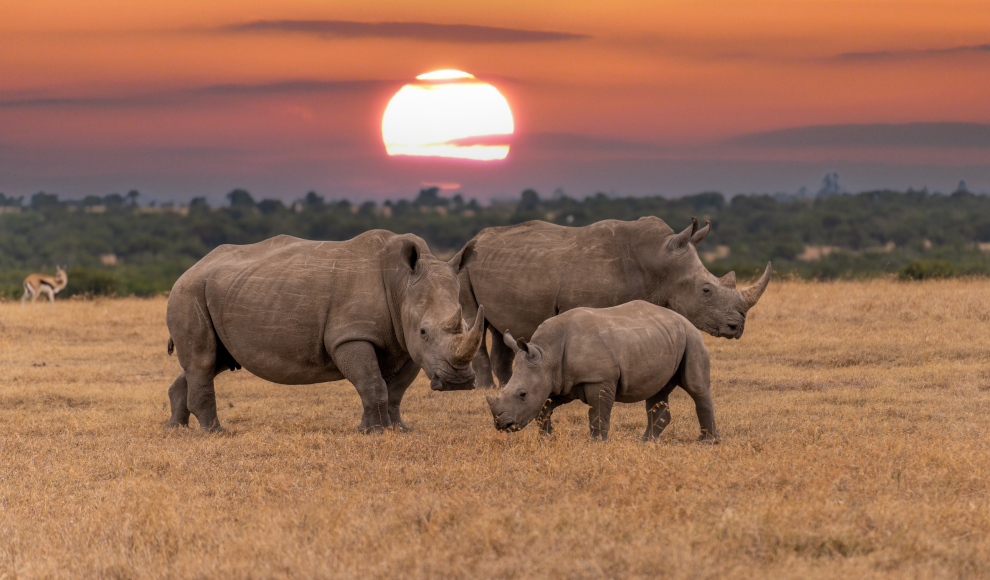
[656,218,771,339]
[485,332,553,432]
[395,239,485,391]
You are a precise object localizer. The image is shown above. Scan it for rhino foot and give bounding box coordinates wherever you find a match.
[696,433,720,445]
[164,420,188,430]
[392,422,414,433]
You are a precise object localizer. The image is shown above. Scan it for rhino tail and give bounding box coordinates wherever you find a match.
[168,338,174,356]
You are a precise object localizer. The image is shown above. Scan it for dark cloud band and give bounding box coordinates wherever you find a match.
[725,123,990,149]
[832,44,990,61]
[0,79,400,108]
[220,20,591,43]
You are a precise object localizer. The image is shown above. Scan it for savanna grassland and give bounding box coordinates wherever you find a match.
[1,280,989,579]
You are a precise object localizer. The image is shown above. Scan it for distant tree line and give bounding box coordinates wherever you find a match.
[2,185,989,298]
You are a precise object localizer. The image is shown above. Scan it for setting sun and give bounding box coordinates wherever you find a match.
[382,70,514,161]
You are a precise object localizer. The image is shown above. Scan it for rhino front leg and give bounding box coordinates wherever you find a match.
[333,341,392,434]
[384,358,421,432]
[584,383,616,441]
[535,396,572,435]
[680,335,719,443]
[489,330,515,388]
[471,326,496,389]
[644,381,678,441]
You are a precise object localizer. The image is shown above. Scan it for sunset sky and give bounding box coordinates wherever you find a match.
[1,0,989,202]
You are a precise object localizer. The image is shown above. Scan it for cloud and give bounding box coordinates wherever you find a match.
[0,79,400,108]
[724,123,990,149]
[514,133,668,154]
[219,20,591,43]
[831,44,990,62]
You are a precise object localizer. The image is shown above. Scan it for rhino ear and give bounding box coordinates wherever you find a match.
[667,220,695,251]
[503,331,521,353]
[400,239,420,272]
[448,240,477,274]
[691,221,711,246]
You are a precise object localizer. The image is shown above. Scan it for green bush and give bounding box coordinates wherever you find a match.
[63,267,118,297]
[898,260,956,280]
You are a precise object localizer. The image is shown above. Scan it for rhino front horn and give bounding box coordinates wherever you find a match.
[453,305,485,365]
[486,395,498,416]
[740,262,772,310]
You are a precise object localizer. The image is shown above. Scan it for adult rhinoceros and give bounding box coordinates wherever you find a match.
[451,217,770,388]
[165,232,484,433]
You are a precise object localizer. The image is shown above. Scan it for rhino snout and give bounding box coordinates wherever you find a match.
[486,395,520,432]
[720,322,744,339]
[430,364,477,391]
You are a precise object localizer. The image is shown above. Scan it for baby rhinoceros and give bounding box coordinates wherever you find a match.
[486,300,719,442]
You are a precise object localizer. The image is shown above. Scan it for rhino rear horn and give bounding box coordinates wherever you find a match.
[719,271,736,289]
[691,221,711,246]
[452,306,485,364]
[740,262,772,310]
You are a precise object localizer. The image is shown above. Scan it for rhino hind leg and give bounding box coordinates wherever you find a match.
[165,371,191,428]
[384,358,421,432]
[167,331,235,432]
[489,329,515,388]
[584,383,616,441]
[471,325,496,389]
[186,369,225,432]
[643,381,678,441]
[332,340,392,434]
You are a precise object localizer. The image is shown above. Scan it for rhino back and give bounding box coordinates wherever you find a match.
[182,233,398,384]
[469,219,672,338]
[552,301,691,403]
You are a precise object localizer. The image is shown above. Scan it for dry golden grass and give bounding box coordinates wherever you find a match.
[1,280,989,579]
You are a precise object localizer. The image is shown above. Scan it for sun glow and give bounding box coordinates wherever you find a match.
[382,70,513,161]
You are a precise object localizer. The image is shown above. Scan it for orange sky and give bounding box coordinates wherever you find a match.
[1,0,989,200]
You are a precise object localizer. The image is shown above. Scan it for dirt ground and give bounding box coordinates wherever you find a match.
[1,280,988,579]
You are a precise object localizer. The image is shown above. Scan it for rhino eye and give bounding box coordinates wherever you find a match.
[420,328,428,341]
[518,391,527,400]
[702,286,712,295]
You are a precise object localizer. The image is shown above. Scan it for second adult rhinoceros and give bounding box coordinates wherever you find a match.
[165,232,484,433]
[452,217,771,388]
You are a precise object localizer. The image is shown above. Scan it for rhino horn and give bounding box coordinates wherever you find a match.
[740,262,772,310]
[691,221,711,246]
[452,305,485,364]
[719,271,736,289]
[486,395,498,416]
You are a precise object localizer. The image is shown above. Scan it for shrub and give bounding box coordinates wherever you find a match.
[898,260,956,280]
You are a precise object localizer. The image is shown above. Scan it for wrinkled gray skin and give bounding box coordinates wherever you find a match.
[165,232,484,433]
[452,217,771,388]
[486,301,717,442]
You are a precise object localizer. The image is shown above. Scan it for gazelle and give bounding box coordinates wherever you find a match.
[22,266,68,307]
